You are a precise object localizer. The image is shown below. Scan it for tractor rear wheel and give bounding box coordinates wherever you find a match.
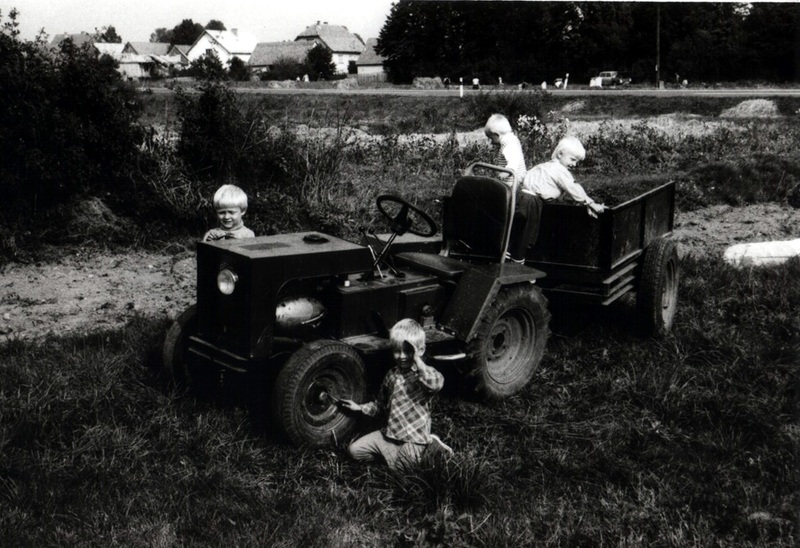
[162,305,197,387]
[637,237,679,337]
[463,285,550,399]
[162,304,219,397]
[272,340,367,447]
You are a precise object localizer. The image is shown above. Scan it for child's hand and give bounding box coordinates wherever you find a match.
[339,399,362,412]
[402,340,430,373]
[402,340,423,372]
[205,228,227,241]
[586,202,606,218]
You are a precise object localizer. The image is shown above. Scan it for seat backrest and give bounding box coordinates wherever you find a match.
[442,175,514,261]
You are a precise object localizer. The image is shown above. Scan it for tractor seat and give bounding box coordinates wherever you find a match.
[394,252,466,280]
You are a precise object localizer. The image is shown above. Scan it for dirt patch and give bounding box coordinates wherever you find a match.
[1,203,798,342]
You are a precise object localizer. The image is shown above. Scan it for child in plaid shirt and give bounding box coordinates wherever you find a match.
[342,319,450,469]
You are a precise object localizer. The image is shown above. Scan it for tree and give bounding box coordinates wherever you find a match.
[150,27,170,43]
[94,25,122,43]
[205,20,226,31]
[261,56,305,81]
[228,56,250,81]
[0,9,144,213]
[158,19,205,46]
[189,50,227,81]
[304,45,336,80]
[742,2,800,81]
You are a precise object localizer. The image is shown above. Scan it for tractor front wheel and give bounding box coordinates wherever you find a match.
[463,285,550,400]
[272,340,367,447]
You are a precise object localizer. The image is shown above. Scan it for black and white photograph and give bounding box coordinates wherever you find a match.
[1,0,798,545]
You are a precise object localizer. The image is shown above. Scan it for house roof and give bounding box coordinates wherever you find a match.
[50,33,94,48]
[357,38,385,66]
[168,45,191,56]
[249,41,316,67]
[94,42,125,59]
[199,29,257,55]
[125,42,171,55]
[295,22,364,54]
[118,53,180,67]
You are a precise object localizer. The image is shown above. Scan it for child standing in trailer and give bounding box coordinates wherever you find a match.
[508,137,607,260]
[523,136,606,218]
[202,184,256,242]
[483,113,527,186]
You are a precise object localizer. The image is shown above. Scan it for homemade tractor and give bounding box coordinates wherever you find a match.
[163,163,679,447]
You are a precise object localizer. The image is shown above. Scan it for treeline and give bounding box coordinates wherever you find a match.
[377,1,800,85]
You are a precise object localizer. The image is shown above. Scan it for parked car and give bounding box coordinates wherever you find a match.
[589,71,632,88]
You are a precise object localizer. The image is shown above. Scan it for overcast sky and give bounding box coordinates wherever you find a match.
[2,0,397,43]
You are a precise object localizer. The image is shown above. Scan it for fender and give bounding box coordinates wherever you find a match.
[438,261,546,341]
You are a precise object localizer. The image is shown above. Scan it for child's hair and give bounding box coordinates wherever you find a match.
[389,318,426,353]
[484,113,513,137]
[213,184,248,211]
[552,136,586,161]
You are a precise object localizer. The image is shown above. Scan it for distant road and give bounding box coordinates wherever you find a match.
[145,86,800,98]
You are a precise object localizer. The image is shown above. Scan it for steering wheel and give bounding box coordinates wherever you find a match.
[376,195,438,237]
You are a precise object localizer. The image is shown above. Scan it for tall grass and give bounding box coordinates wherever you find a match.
[136,90,800,244]
[1,257,797,545]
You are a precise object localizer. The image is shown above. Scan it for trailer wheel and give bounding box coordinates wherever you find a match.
[272,340,367,447]
[162,305,197,387]
[464,285,550,399]
[637,237,679,337]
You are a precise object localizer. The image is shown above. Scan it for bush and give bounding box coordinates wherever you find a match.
[0,11,144,213]
[259,56,305,82]
[464,90,550,129]
[228,57,250,82]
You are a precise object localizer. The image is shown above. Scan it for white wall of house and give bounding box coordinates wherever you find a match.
[188,34,228,63]
[331,52,360,74]
[358,65,384,75]
[118,62,150,80]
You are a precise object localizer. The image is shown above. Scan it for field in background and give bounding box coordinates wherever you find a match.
[0,90,798,546]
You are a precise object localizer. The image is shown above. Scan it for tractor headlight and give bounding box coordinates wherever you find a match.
[217,269,238,295]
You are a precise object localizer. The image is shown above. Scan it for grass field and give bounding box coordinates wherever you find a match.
[1,90,798,546]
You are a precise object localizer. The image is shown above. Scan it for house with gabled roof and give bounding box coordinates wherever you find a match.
[295,21,365,75]
[248,41,317,74]
[49,32,94,49]
[167,45,191,66]
[186,28,257,65]
[356,38,387,82]
[94,42,125,60]
[122,42,172,56]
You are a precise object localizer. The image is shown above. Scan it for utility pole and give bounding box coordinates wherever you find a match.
[656,3,661,88]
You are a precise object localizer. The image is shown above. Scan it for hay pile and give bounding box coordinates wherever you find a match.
[412,76,444,89]
[720,99,780,118]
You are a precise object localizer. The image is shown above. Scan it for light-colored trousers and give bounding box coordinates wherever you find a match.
[348,430,425,470]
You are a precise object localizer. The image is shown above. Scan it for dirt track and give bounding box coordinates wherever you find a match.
[1,203,798,342]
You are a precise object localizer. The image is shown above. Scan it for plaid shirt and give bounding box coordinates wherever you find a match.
[361,364,444,444]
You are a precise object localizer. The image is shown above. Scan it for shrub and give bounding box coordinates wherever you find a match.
[0,10,144,213]
[187,51,228,81]
[227,57,250,82]
[259,56,305,82]
[464,90,550,129]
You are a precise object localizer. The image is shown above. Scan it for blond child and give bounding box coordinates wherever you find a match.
[522,137,606,218]
[505,137,606,262]
[342,319,451,470]
[483,113,527,185]
[202,184,255,242]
